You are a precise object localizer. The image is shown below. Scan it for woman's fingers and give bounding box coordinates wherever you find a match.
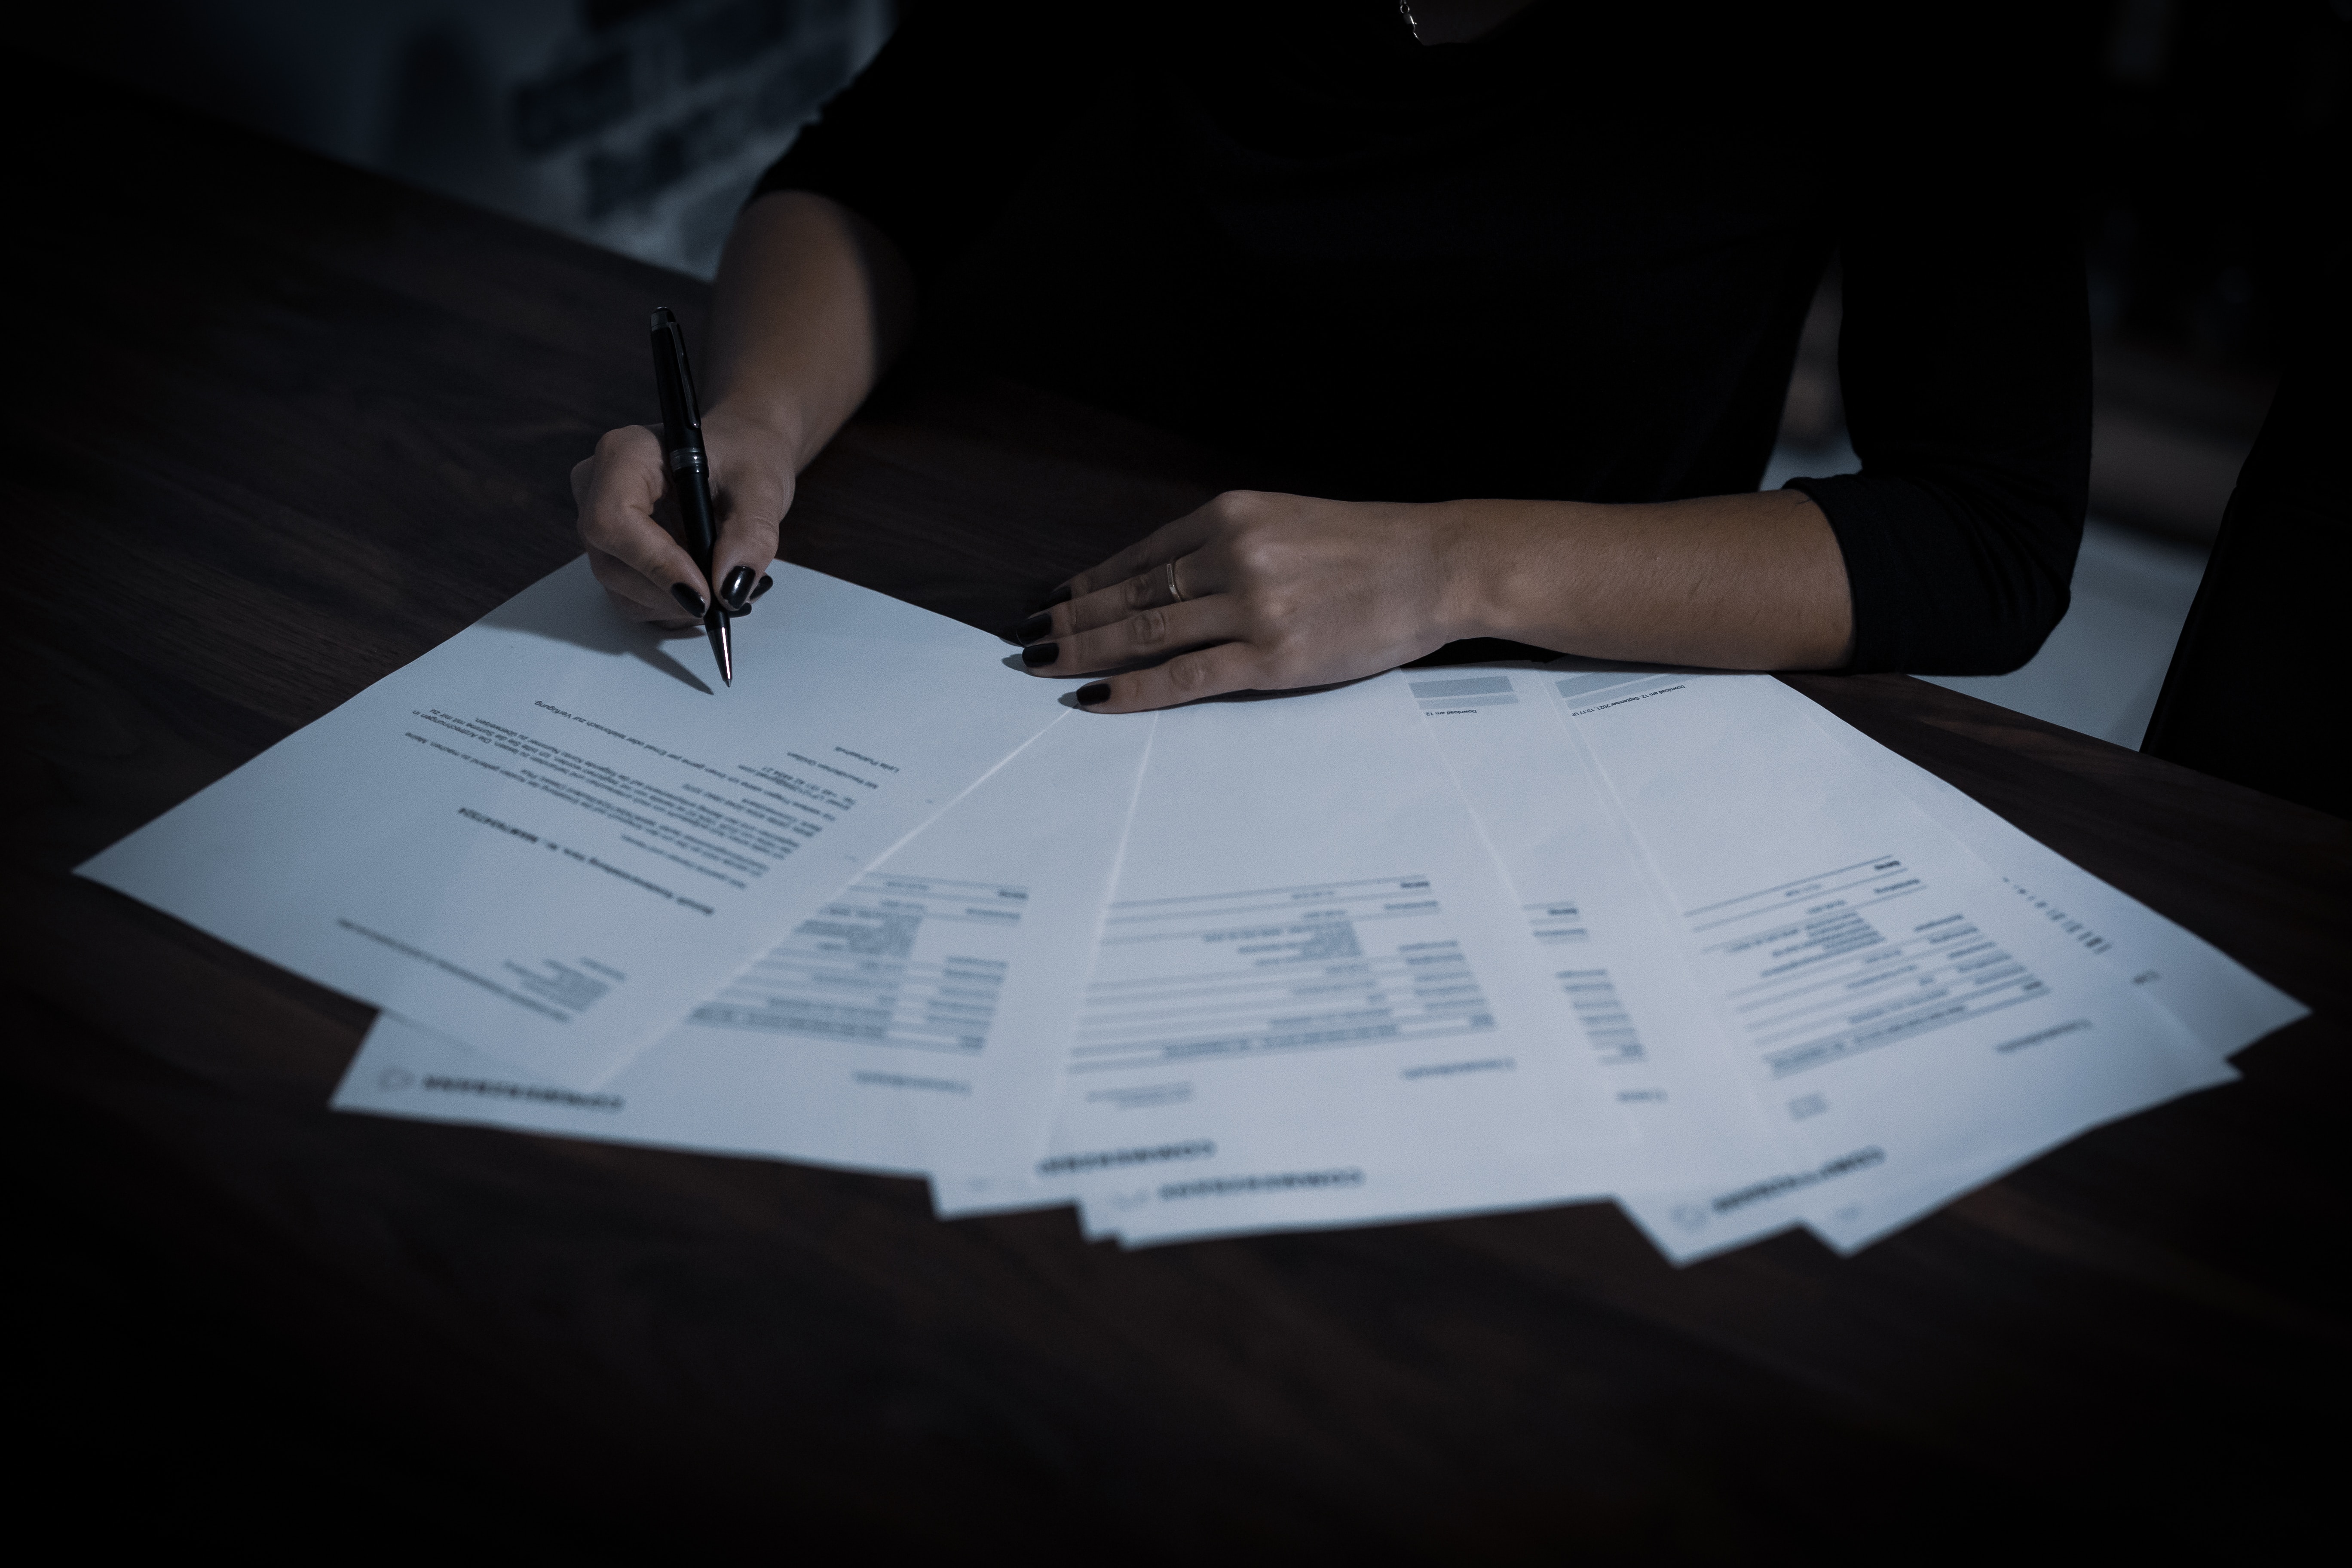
[1014,489,1467,714]
[1019,594,1237,676]
[1023,553,1213,643]
[587,543,700,625]
[575,420,794,622]
[576,424,713,612]
[1069,641,1266,712]
[712,527,779,612]
[1051,506,1219,603]
[708,452,792,611]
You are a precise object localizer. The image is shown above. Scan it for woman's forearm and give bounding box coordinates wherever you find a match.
[704,190,916,473]
[1444,489,1855,669]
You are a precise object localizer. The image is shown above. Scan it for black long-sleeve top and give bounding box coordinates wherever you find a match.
[753,2,2091,673]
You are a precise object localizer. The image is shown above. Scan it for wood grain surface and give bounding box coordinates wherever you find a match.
[5,77,2345,1556]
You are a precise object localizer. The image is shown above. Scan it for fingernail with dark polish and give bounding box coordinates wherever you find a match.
[1012,612,1053,645]
[669,583,707,617]
[749,573,774,601]
[720,565,756,611]
[1041,583,1072,608]
[1021,641,1060,668]
[1075,681,1112,706]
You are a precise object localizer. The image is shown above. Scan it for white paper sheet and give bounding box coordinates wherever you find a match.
[1044,676,1634,1248]
[1402,667,1783,1187]
[1549,668,2237,1262]
[82,558,1073,1087]
[1793,699,2306,1062]
[332,709,1155,1179]
[1789,698,2306,1253]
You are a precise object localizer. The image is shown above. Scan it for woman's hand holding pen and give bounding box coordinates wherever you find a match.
[571,193,916,634]
[571,405,788,628]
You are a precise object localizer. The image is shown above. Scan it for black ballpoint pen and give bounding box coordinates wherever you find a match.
[649,306,732,686]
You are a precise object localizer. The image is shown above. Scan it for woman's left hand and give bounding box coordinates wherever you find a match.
[1009,490,1483,711]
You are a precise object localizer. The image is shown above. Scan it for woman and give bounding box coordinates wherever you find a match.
[573,1,2088,713]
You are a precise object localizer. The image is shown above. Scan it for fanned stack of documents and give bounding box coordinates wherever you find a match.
[82,560,2305,1261]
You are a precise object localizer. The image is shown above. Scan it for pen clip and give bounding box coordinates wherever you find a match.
[648,306,702,441]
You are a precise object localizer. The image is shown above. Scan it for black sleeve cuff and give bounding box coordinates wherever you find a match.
[1788,472,2080,676]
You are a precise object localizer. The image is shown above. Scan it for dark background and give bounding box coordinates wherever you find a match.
[25,0,2346,536]
[26,0,2321,763]
[1772,0,2347,542]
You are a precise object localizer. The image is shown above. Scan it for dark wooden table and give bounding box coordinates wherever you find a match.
[8,80,2346,1556]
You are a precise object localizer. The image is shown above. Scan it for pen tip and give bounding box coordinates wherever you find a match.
[710,616,733,688]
